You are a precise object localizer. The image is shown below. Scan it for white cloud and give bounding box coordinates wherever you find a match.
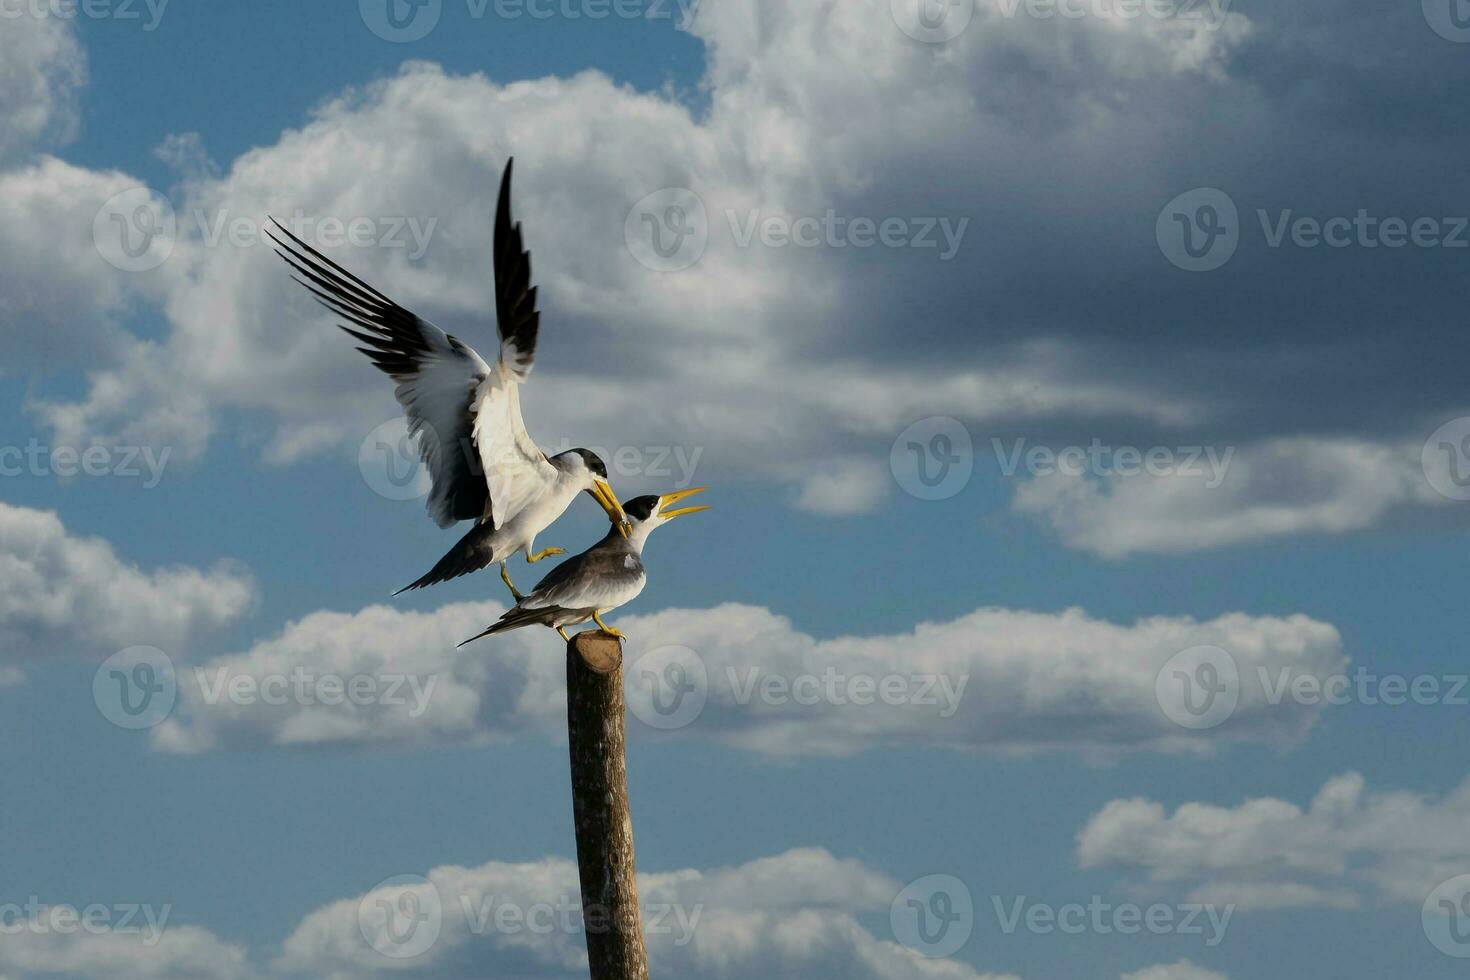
[1077,771,1470,910]
[32,336,212,463]
[151,600,524,753]
[1120,961,1229,980]
[1011,437,1444,557]
[278,847,1017,980]
[0,849,1021,980]
[643,604,1342,757]
[12,0,1246,507]
[0,158,177,371]
[17,0,1450,552]
[154,598,1342,758]
[0,501,254,662]
[793,458,889,515]
[6,0,1462,557]
[0,11,85,162]
[128,58,1177,482]
[0,921,252,980]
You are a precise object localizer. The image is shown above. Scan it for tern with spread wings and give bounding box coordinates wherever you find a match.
[269,160,626,599]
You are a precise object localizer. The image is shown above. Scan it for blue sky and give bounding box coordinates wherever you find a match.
[3,1,1470,978]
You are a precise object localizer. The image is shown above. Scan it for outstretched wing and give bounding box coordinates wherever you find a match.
[470,158,558,528]
[269,157,556,533]
[494,158,540,381]
[268,221,492,528]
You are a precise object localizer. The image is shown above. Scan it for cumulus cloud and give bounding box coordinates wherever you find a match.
[0,849,1016,980]
[0,158,173,371]
[151,600,525,753]
[278,847,1016,980]
[154,598,1342,757]
[0,501,254,663]
[97,55,1181,482]
[0,920,252,980]
[0,11,85,162]
[11,0,1466,548]
[12,0,1253,504]
[1077,771,1470,910]
[1011,437,1446,557]
[32,336,213,463]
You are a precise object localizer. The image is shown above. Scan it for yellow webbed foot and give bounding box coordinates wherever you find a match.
[592,610,625,639]
[526,547,565,564]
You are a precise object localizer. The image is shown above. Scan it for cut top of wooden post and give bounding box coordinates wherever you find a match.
[565,627,648,980]
[572,630,623,674]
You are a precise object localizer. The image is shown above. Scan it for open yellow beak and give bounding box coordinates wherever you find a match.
[590,479,629,537]
[659,486,711,520]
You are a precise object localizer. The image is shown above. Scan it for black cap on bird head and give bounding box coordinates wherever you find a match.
[570,448,608,480]
[621,488,710,534]
[554,449,624,528]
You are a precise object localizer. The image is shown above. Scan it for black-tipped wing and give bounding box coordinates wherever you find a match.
[268,221,492,528]
[494,158,540,382]
[467,159,558,528]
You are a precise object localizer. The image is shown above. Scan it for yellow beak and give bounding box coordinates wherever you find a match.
[659,486,711,520]
[590,479,629,537]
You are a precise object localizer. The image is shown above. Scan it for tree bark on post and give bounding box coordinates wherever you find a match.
[566,630,650,980]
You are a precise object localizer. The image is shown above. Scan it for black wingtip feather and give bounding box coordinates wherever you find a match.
[267,206,493,529]
[499,158,514,207]
[491,157,540,369]
[270,219,394,306]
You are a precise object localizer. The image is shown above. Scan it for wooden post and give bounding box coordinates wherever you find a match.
[566,631,650,980]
